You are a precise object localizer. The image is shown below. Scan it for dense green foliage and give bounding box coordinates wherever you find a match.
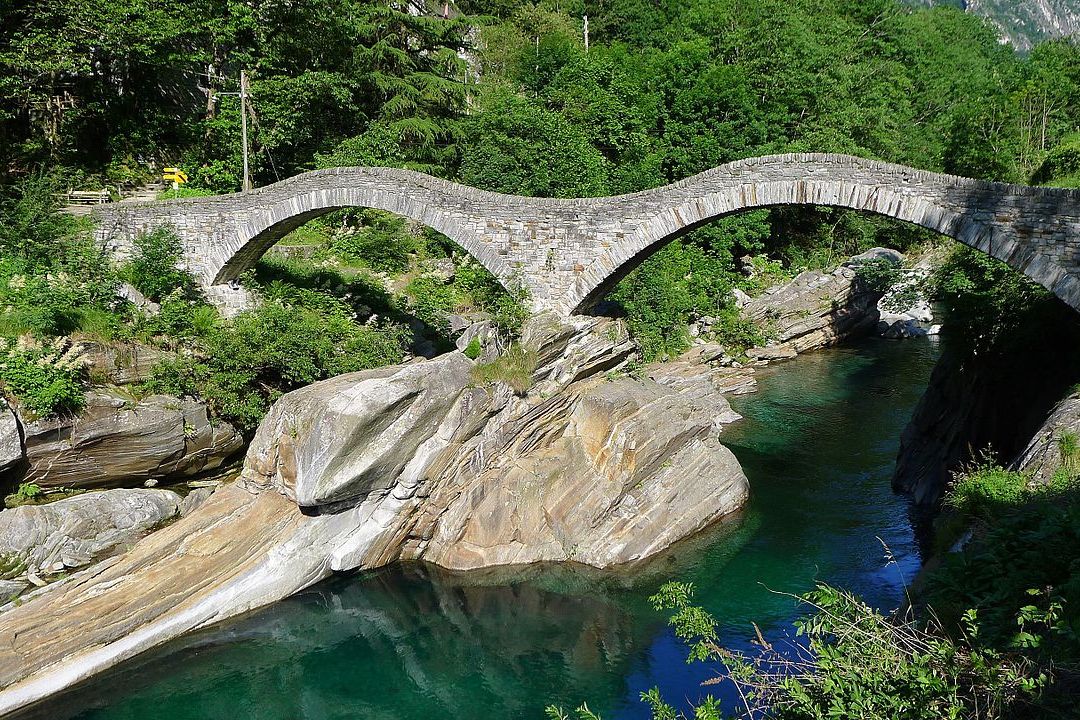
[123,226,198,302]
[927,457,1080,675]
[147,300,407,431]
[552,579,1046,720]
[930,247,1066,355]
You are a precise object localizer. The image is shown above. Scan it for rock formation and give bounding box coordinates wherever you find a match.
[243,313,748,569]
[0,488,181,579]
[6,391,243,490]
[1011,391,1080,483]
[0,313,750,715]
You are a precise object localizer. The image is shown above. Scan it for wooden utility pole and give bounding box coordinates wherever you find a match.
[240,69,251,193]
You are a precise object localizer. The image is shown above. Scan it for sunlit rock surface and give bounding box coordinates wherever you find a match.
[244,313,748,568]
[0,313,749,715]
[20,392,243,489]
[0,402,21,474]
[0,488,180,576]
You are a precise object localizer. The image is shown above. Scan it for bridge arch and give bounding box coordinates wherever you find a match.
[566,161,1080,315]
[211,178,518,288]
[95,154,1080,317]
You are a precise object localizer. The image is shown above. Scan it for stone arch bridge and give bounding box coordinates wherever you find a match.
[94,153,1080,316]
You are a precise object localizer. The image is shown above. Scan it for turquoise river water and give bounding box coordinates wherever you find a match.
[37,336,940,720]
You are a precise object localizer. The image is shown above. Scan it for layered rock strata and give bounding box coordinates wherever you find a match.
[0,314,749,715]
[4,391,243,490]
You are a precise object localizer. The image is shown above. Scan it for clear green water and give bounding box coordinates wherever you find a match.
[39,337,939,720]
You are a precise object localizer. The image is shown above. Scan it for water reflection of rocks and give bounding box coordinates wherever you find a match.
[25,561,680,720]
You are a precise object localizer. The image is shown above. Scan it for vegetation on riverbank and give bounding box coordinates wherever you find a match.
[554,449,1080,719]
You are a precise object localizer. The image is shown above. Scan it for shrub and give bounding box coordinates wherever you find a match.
[471,343,537,395]
[0,239,120,340]
[124,226,198,302]
[0,173,80,270]
[0,337,86,417]
[454,258,529,340]
[146,300,408,432]
[329,209,420,273]
[739,254,793,296]
[550,582,1044,720]
[854,257,903,293]
[252,255,398,319]
[13,482,42,502]
[709,307,764,354]
[930,247,1056,354]
[926,460,1080,674]
[405,274,462,331]
[135,292,220,345]
[463,337,482,360]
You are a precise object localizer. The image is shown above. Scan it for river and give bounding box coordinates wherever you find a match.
[41,336,940,720]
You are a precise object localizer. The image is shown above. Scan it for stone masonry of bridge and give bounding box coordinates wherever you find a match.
[93,153,1080,316]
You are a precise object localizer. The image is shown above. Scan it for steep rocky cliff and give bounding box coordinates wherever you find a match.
[894,309,1080,506]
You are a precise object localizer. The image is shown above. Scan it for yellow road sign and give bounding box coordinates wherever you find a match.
[163,170,188,184]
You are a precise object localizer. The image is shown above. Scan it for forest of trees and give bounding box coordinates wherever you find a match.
[3,0,1080,191]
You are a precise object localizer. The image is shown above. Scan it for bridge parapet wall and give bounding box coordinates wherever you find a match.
[93,154,1080,317]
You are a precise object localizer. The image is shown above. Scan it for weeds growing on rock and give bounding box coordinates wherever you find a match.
[471,344,537,395]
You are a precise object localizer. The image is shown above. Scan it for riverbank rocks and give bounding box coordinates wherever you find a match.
[739,263,881,355]
[0,402,21,474]
[894,326,1080,506]
[874,256,939,339]
[244,353,475,507]
[244,312,747,566]
[1010,392,1080,484]
[0,488,181,577]
[416,375,748,569]
[79,340,171,386]
[19,391,243,490]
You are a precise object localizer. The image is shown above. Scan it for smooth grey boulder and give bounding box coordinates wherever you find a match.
[0,488,181,575]
[22,391,243,489]
[0,402,22,474]
[525,313,634,392]
[179,486,215,516]
[244,313,749,569]
[244,353,474,507]
[79,340,171,386]
[0,579,26,601]
[845,247,904,266]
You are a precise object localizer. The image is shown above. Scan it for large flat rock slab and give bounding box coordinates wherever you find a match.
[0,485,308,714]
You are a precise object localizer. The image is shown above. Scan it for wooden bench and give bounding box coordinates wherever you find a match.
[64,189,111,205]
